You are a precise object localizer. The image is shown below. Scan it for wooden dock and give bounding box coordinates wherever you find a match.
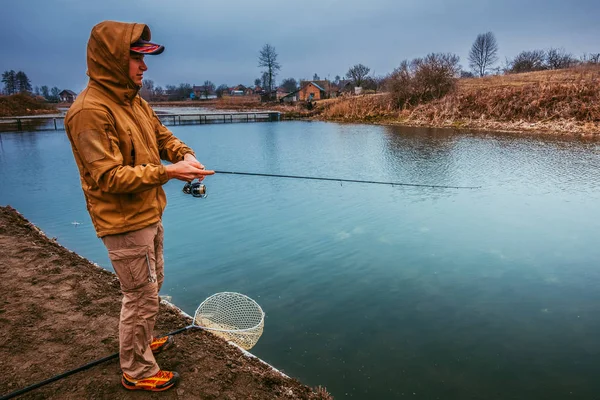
[0,111,281,132]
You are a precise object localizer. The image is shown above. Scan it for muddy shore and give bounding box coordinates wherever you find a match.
[0,206,331,399]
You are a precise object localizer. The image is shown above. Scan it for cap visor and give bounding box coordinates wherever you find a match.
[130,42,164,55]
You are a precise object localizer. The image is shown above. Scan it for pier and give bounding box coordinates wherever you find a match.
[0,111,281,132]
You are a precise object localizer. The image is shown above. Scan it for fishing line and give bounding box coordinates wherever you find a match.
[213,170,480,189]
[183,170,480,198]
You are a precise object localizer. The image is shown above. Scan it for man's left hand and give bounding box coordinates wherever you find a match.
[184,153,209,181]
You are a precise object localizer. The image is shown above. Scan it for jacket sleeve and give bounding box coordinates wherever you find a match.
[145,103,195,163]
[67,108,170,194]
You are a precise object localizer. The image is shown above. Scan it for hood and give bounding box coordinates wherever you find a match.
[87,20,151,104]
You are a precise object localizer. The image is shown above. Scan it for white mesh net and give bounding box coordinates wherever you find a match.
[193,292,265,350]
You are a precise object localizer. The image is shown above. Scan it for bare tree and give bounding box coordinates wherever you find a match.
[506,50,546,73]
[140,79,154,100]
[468,32,499,77]
[280,77,298,92]
[216,84,229,98]
[346,64,370,87]
[201,80,215,99]
[581,53,600,64]
[258,43,281,96]
[387,53,460,108]
[546,48,577,69]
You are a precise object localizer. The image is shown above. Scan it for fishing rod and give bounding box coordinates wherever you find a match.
[183,170,481,197]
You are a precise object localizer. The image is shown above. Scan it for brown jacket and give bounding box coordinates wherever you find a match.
[65,21,194,237]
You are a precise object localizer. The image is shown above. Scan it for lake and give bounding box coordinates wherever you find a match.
[1,121,599,399]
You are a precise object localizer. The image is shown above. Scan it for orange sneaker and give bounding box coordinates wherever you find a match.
[150,335,174,354]
[122,370,180,391]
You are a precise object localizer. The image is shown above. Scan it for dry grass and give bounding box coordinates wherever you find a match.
[0,93,57,117]
[318,93,395,122]
[316,66,600,135]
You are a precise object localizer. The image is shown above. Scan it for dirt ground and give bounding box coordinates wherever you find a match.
[0,206,332,400]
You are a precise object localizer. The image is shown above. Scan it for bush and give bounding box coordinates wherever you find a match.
[387,53,460,109]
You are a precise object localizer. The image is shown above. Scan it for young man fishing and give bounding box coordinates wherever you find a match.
[65,20,214,392]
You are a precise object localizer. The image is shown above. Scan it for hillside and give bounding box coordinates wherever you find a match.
[0,93,58,117]
[317,66,600,135]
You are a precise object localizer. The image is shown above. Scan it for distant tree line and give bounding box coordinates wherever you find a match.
[2,69,63,102]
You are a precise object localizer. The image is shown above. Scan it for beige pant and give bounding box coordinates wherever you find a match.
[102,222,165,378]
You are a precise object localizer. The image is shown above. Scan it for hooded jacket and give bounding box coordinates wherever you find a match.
[65,21,194,237]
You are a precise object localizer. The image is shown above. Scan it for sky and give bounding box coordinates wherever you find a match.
[1,0,598,92]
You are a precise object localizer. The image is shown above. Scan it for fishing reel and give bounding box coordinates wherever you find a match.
[183,180,207,198]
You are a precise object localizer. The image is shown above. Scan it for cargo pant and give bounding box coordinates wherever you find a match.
[101,222,165,379]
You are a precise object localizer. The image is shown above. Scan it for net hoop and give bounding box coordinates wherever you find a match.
[193,292,265,349]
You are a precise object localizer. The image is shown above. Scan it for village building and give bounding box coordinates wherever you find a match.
[298,81,326,101]
[59,89,77,103]
[192,85,215,99]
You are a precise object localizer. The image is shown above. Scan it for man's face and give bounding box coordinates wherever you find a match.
[129,53,147,86]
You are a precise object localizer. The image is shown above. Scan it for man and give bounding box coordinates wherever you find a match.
[65,20,213,392]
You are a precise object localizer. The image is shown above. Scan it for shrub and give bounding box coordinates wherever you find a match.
[387,53,460,109]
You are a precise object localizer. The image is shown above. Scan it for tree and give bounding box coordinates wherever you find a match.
[346,64,370,88]
[546,48,577,70]
[177,83,193,100]
[387,53,460,108]
[280,78,298,93]
[216,84,229,98]
[334,75,341,85]
[40,85,50,99]
[257,43,281,95]
[201,80,215,99]
[313,73,320,80]
[254,78,261,87]
[50,87,60,102]
[581,53,600,64]
[15,71,32,93]
[154,86,164,97]
[140,79,154,100]
[468,32,498,77]
[34,86,40,96]
[2,70,17,95]
[506,50,546,73]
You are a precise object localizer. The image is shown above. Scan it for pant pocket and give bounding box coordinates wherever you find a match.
[108,246,154,291]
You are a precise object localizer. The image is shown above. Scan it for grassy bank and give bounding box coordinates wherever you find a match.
[316,66,600,135]
[0,93,58,117]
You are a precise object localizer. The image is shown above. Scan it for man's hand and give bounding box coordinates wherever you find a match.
[184,153,203,169]
[166,157,214,182]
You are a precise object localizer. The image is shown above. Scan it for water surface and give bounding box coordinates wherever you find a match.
[1,121,599,399]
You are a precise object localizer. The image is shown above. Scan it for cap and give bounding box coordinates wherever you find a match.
[130,39,164,55]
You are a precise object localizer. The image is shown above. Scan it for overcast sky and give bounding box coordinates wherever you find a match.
[1,0,598,92]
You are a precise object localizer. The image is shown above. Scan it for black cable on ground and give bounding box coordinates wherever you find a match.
[0,325,192,400]
[214,170,481,190]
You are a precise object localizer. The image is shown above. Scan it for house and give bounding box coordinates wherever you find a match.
[331,80,353,97]
[280,90,299,103]
[59,89,77,103]
[192,85,215,99]
[276,87,291,100]
[298,81,326,101]
[229,84,253,96]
